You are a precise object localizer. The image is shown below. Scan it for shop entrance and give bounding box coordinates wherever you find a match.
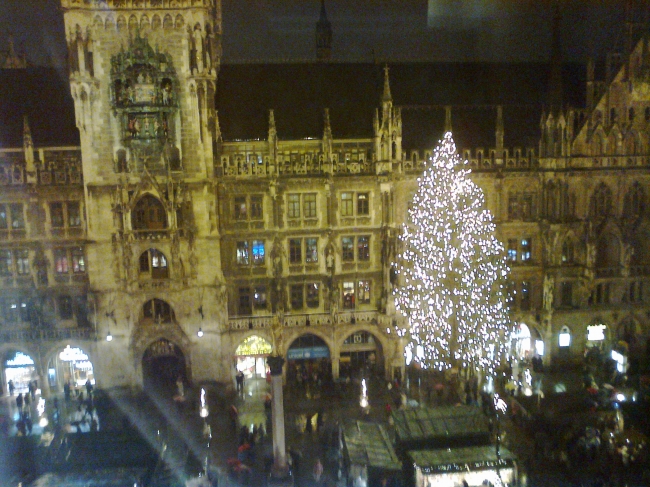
[286,334,332,385]
[4,351,37,395]
[235,335,272,379]
[47,345,95,394]
[142,338,186,396]
[510,323,538,362]
[340,331,383,379]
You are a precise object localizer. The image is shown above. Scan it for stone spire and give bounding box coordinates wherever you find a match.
[444,106,452,133]
[23,116,36,177]
[382,64,392,103]
[316,0,332,61]
[495,106,504,151]
[323,108,332,140]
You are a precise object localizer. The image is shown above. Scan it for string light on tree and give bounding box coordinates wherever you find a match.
[393,131,511,374]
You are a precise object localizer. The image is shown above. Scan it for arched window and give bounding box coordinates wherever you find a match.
[139,249,169,279]
[561,239,574,264]
[629,107,635,122]
[545,181,558,220]
[624,182,645,219]
[142,298,174,323]
[591,183,612,219]
[132,195,167,230]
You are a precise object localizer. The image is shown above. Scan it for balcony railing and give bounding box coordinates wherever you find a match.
[0,327,97,343]
[228,310,392,331]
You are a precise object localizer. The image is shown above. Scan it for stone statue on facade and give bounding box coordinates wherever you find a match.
[543,273,555,312]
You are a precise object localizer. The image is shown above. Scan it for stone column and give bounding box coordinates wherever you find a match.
[267,355,288,475]
[331,357,340,380]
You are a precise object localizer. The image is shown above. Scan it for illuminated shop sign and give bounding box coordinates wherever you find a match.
[6,352,35,367]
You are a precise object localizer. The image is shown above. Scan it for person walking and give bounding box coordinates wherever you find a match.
[236,370,244,393]
[64,381,71,402]
[313,458,323,483]
[16,393,24,416]
[8,380,15,396]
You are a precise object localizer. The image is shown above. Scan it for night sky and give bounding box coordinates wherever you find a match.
[0,0,633,67]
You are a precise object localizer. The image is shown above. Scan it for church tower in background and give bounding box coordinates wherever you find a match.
[316,0,332,61]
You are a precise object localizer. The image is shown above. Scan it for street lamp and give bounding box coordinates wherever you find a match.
[199,387,211,476]
[493,393,507,460]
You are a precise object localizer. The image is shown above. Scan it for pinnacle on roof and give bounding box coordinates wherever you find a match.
[382,65,392,102]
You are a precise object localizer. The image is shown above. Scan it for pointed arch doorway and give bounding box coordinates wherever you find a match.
[142,338,186,395]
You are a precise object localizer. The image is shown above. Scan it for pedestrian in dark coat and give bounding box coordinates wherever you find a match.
[16,393,23,411]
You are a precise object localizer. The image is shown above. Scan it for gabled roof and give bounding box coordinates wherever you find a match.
[0,67,79,148]
[216,61,586,152]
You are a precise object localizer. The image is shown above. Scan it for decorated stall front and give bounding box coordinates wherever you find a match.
[409,446,517,487]
[343,420,402,487]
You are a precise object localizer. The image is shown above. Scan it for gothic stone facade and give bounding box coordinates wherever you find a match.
[1,0,649,392]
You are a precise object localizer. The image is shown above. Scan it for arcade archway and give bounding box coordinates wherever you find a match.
[47,345,95,393]
[340,330,384,379]
[235,335,272,379]
[510,323,542,362]
[4,350,37,395]
[142,338,186,395]
[286,334,332,384]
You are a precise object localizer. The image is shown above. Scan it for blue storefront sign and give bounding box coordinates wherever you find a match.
[287,346,330,360]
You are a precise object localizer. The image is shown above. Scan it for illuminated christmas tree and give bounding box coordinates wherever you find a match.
[394,132,511,374]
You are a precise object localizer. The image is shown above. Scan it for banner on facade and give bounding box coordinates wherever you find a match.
[287,346,330,360]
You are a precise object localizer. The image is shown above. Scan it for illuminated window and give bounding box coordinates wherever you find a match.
[250,195,263,219]
[252,240,265,265]
[54,248,69,274]
[234,196,247,220]
[288,238,318,264]
[342,237,354,261]
[15,250,29,275]
[357,193,369,215]
[68,202,81,227]
[341,192,354,216]
[236,241,250,265]
[234,195,263,221]
[521,238,532,262]
[357,236,370,261]
[306,283,319,308]
[253,286,267,310]
[342,281,355,309]
[558,326,571,347]
[72,248,85,273]
[143,298,174,322]
[305,238,318,264]
[358,280,371,304]
[587,324,607,341]
[0,204,7,229]
[520,281,531,310]
[507,239,518,262]
[0,249,11,276]
[10,203,24,229]
[561,240,574,264]
[139,248,168,279]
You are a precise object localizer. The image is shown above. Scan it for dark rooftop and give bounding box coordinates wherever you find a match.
[0,67,79,148]
[216,61,586,152]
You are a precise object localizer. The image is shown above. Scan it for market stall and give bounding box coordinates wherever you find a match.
[392,406,491,450]
[409,445,517,487]
[343,420,402,487]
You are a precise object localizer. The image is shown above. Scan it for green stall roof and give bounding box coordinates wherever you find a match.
[409,445,517,475]
[343,420,402,472]
[392,406,490,445]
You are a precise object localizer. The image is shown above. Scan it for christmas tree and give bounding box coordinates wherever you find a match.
[394,132,511,374]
